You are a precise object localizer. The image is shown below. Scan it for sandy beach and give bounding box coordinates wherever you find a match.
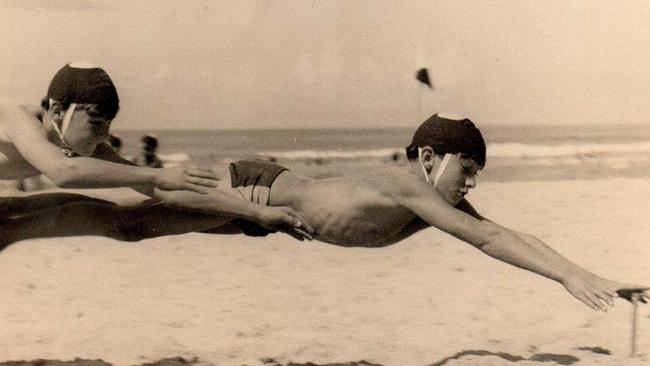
[2,0,649,364]
[0,176,648,366]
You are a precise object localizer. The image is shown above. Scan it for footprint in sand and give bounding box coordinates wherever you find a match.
[430,349,582,366]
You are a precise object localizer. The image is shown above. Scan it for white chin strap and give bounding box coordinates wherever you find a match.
[419,148,452,189]
[433,153,452,189]
[49,99,76,147]
[49,99,77,156]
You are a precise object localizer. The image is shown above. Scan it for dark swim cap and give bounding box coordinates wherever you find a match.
[46,62,119,119]
[406,113,486,166]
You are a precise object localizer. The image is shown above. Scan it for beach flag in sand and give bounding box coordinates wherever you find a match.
[416,68,433,89]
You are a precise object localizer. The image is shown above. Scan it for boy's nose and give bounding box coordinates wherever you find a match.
[465,175,476,188]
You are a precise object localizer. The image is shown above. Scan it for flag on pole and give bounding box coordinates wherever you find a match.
[416,68,432,89]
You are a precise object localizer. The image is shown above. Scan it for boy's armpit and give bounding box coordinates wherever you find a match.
[455,199,485,220]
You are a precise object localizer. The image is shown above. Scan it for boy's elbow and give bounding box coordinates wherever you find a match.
[478,227,513,251]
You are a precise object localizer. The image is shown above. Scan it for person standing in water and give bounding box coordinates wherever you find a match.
[134,134,163,168]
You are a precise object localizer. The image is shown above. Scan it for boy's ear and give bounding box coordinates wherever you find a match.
[420,146,436,170]
[48,102,65,122]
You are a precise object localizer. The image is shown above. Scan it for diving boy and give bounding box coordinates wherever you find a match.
[154,113,648,311]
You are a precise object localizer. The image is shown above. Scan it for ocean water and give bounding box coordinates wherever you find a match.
[112,124,650,182]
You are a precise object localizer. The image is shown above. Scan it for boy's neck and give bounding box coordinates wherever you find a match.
[405,161,425,179]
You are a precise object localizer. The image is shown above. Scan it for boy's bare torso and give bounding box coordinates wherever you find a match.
[215,165,429,247]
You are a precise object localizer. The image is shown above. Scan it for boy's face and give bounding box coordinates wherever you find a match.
[64,109,112,157]
[433,154,481,205]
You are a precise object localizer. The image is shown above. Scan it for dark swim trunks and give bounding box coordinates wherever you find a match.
[228,160,289,237]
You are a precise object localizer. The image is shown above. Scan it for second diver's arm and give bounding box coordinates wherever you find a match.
[1,102,216,193]
[153,188,314,239]
[92,143,314,239]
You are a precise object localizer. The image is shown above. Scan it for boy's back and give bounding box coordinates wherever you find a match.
[263,165,429,246]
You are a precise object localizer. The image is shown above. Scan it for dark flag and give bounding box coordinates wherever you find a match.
[416,68,432,89]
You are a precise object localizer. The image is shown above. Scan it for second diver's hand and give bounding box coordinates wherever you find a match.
[256,206,315,241]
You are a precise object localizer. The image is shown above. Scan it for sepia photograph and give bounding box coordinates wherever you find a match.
[1,1,649,365]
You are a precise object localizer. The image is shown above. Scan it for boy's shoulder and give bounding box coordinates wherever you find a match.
[0,100,40,121]
[0,100,40,138]
[362,165,424,197]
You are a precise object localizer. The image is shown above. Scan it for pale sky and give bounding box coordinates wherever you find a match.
[1,0,649,129]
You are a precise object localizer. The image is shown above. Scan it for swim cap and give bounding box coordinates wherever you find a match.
[46,62,119,119]
[406,113,486,167]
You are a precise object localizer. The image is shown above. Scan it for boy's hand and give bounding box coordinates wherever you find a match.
[563,272,648,311]
[563,273,616,311]
[257,206,315,241]
[154,166,219,194]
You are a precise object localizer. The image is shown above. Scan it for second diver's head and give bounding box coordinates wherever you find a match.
[41,61,120,157]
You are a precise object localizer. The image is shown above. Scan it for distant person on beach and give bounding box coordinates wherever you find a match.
[151,113,650,310]
[107,134,122,155]
[0,62,313,243]
[134,134,163,168]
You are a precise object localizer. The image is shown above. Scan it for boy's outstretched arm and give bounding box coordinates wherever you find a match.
[395,181,648,311]
[0,102,216,193]
[455,199,649,310]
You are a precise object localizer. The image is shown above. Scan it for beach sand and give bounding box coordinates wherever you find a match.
[0,177,648,366]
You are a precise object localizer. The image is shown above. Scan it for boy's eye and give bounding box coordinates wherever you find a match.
[463,166,479,176]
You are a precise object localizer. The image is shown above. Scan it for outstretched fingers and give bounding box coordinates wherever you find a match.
[185,176,219,188]
[187,167,219,182]
[182,167,220,193]
[281,207,315,235]
[292,227,313,241]
[576,292,600,311]
[580,281,615,311]
[275,208,314,241]
[602,292,615,307]
[186,166,218,179]
[589,292,609,312]
[576,287,606,312]
[281,227,310,241]
[594,290,615,307]
[182,183,211,194]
